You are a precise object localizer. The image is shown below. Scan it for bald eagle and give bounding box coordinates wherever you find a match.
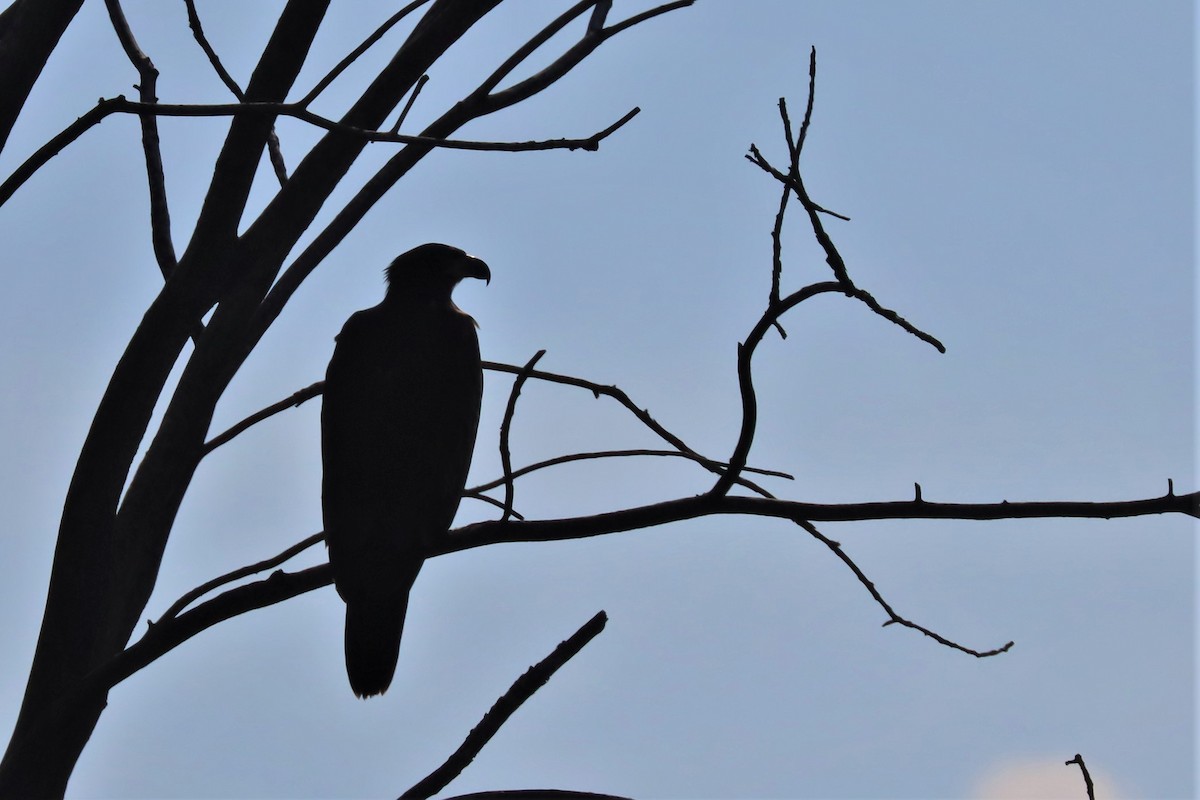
[322,243,490,698]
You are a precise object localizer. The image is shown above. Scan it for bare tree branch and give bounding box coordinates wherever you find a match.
[402,612,609,799]
[202,380,323,456]
[158,532,325,621]
[1065,754,1096,800]
[390,73,429,134]
[298,0,433,107]
[798,519,1012,657]
[478,1,695,111]
[469,449,793,495]
[715,52,945,497]
[183,0,289,183]
[60,485,1191,706]
[23,483,1182,738]
[710,281,845,497]
[104,0,177,276]
[441,490,1200,554]
[482,361,774,495]
[499,351,546,522]
[464,490,525,520]
[0,97,640,207]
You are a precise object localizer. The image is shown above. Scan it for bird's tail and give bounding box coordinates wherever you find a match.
[344,596,408,698]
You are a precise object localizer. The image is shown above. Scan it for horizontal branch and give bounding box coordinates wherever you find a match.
[0,96,638,206]
[54,485,1191,717]
[440,488,1200,553]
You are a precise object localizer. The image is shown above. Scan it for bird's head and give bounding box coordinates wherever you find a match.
[385,243,490,300]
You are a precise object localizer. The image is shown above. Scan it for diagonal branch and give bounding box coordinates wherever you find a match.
[390,73,429,134]
[798,519,1012,657]
[297,0,433,107]
[158,532,325,621]
[202,380,323,456]
[402,612,609,799]
[478,1,695,112]
[183,0,288,183]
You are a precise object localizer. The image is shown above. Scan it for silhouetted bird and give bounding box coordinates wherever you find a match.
[322,243,489,698]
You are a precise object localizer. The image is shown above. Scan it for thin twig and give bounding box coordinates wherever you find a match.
[471,0,604,98]
[847,285,946,353]
[103,0,177,277]
[402,612,609,799]
[794,47,817,157]
[768,179,789,333]
[158,533,326,621]
[798,520,1012,657]
[469,449,792,495]
[745,146,849,221]
[183,0,242,98]
[202,380,324,456]
[390,74,429,134]
[298,0,433,108]
[475,1,694,110]
[463,490,525,520]
[482,360,776,497]
[1065,754,1096,800]
[184,0,288,183]
[500,351,546,522]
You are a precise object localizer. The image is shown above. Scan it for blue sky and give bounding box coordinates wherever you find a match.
[0,2,1193,798]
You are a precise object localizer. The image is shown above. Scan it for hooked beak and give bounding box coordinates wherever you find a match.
[461,255,490,285]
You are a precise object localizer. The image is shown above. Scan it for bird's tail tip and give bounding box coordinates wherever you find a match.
[344,599,406,698]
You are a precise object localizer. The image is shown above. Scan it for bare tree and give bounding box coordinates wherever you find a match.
[0,3,1191,797]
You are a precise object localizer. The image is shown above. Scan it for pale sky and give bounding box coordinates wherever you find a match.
[0,2,1193,798]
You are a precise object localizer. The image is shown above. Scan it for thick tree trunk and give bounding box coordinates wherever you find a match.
[0,2,502,794]
[0,0,85,154]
